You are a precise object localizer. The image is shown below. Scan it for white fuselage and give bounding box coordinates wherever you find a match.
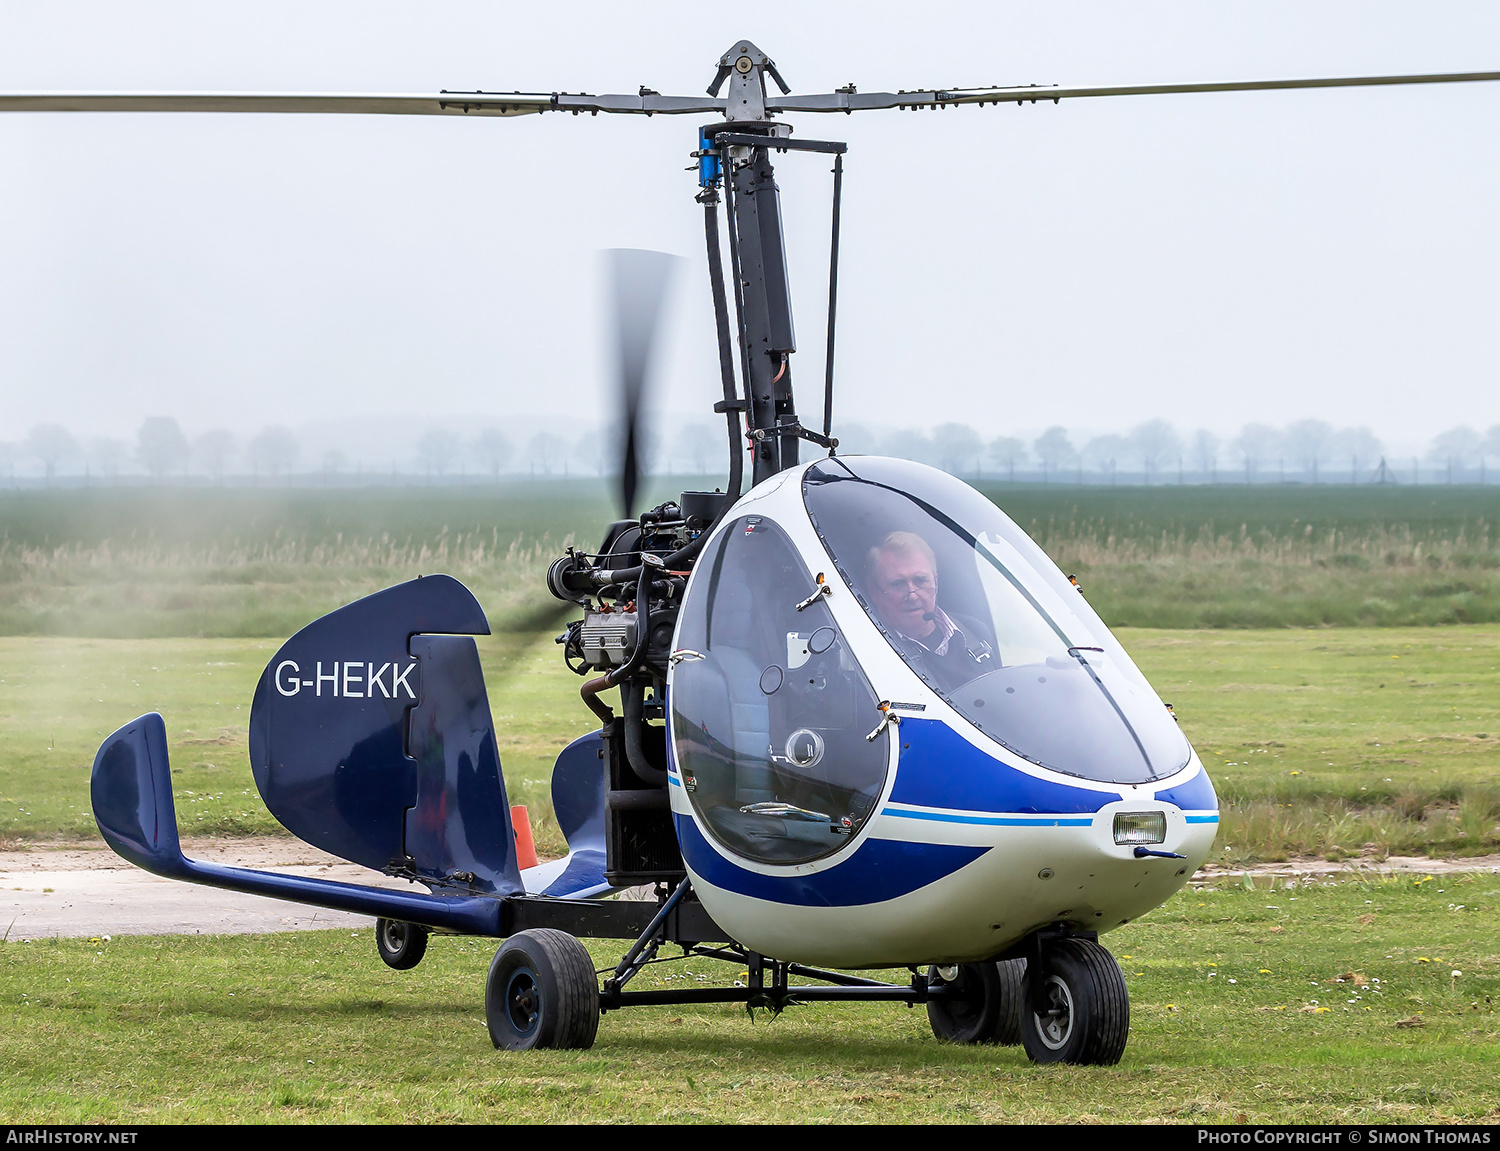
[666,462,1218,969]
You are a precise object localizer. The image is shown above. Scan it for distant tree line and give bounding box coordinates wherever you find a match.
[1,419,307,485]
[0,418,719,485]
[4,417,1499,486]
[827,420,1500,486]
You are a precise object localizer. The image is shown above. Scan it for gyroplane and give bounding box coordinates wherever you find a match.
[12,40,1497,1063]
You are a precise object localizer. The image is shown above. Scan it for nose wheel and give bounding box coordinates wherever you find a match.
[1019,938,1129,1065]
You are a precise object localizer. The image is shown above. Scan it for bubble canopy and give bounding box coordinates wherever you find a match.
[801,457,1191,785]
[669,514,891,865]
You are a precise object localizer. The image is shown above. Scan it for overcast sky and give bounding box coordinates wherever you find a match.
[3,1,1499,455]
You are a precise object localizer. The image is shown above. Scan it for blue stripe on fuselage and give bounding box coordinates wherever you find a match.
[1154,768,1218,812]
[675,814,988,907]
[888,717,1117,813]
[882,807,1093,827]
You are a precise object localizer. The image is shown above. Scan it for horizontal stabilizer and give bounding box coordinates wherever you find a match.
[91,713,504,934]
[521,850,608,899]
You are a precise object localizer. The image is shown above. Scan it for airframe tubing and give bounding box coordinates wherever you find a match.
[605,982,960,1008]
[91,712,503,936]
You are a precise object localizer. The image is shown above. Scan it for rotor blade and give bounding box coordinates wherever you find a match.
[769,69,1500,113]
[555,93,726,115]
[7,68,1494,119]
[0,91,727,117]
[608,248,679,519]
[0,92,553,116]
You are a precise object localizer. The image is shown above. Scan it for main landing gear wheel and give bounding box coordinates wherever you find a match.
[1019,939,1129,1066]
[926,958,1026,1045]
[991,957,1026,1045]
[485,929,600,1052]
[374,918,429,970]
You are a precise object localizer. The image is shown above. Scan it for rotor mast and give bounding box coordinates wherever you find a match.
[709,41,804,486]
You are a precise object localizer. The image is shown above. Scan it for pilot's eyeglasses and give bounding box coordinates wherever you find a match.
[885,575,934,593]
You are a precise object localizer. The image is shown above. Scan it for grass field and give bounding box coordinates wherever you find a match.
[3,483,1500,1123]
[982,483,1500,629]
[971,481,1500,542]
[1,876,1495,1122]
[2,626,1497,863]
[6,482,1500,635]
[1134,628,1500,863]
[0,483,608,638]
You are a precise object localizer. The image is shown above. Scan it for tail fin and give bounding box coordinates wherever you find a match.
[248,574,524,898]
[91,711,186,877]
[520,730,612,899]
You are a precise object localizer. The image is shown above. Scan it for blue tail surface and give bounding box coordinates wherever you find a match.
[91,712,504,934]
[247,574,524,898]
[521,730,613,899]
[88,574,547,935]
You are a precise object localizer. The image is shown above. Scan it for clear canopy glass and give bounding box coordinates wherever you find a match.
[670,514,892,864]
[802,457,1191,785]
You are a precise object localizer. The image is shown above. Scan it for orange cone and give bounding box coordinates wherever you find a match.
[510,804,540,870]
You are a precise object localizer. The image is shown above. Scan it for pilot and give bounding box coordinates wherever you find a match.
[865,530,993,691]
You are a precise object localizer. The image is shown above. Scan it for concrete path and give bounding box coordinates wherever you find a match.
[0,838,416,940]
[2,838,1495,940]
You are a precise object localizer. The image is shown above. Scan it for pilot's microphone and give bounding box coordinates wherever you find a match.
[922,612,937,622]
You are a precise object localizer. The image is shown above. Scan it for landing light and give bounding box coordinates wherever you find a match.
[1113,811,1166,846]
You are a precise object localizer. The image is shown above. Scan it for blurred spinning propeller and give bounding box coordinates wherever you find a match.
[490,248,680,654]
[608,248,679,519]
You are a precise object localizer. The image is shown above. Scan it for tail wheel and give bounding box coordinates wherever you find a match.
[374,918,429,970]
[485,929,600,1051]
[1019,939,1130,1066]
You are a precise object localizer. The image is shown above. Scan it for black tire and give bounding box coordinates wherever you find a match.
[1019,939,1130,1066]
[926,959,1028,1045]
[374,918,429,970]
[485,929,600,1051]
[992,958,1027,1046]
[926,962,1001,1043]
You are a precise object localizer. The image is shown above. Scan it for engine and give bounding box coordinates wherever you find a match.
[545,489,729,885]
